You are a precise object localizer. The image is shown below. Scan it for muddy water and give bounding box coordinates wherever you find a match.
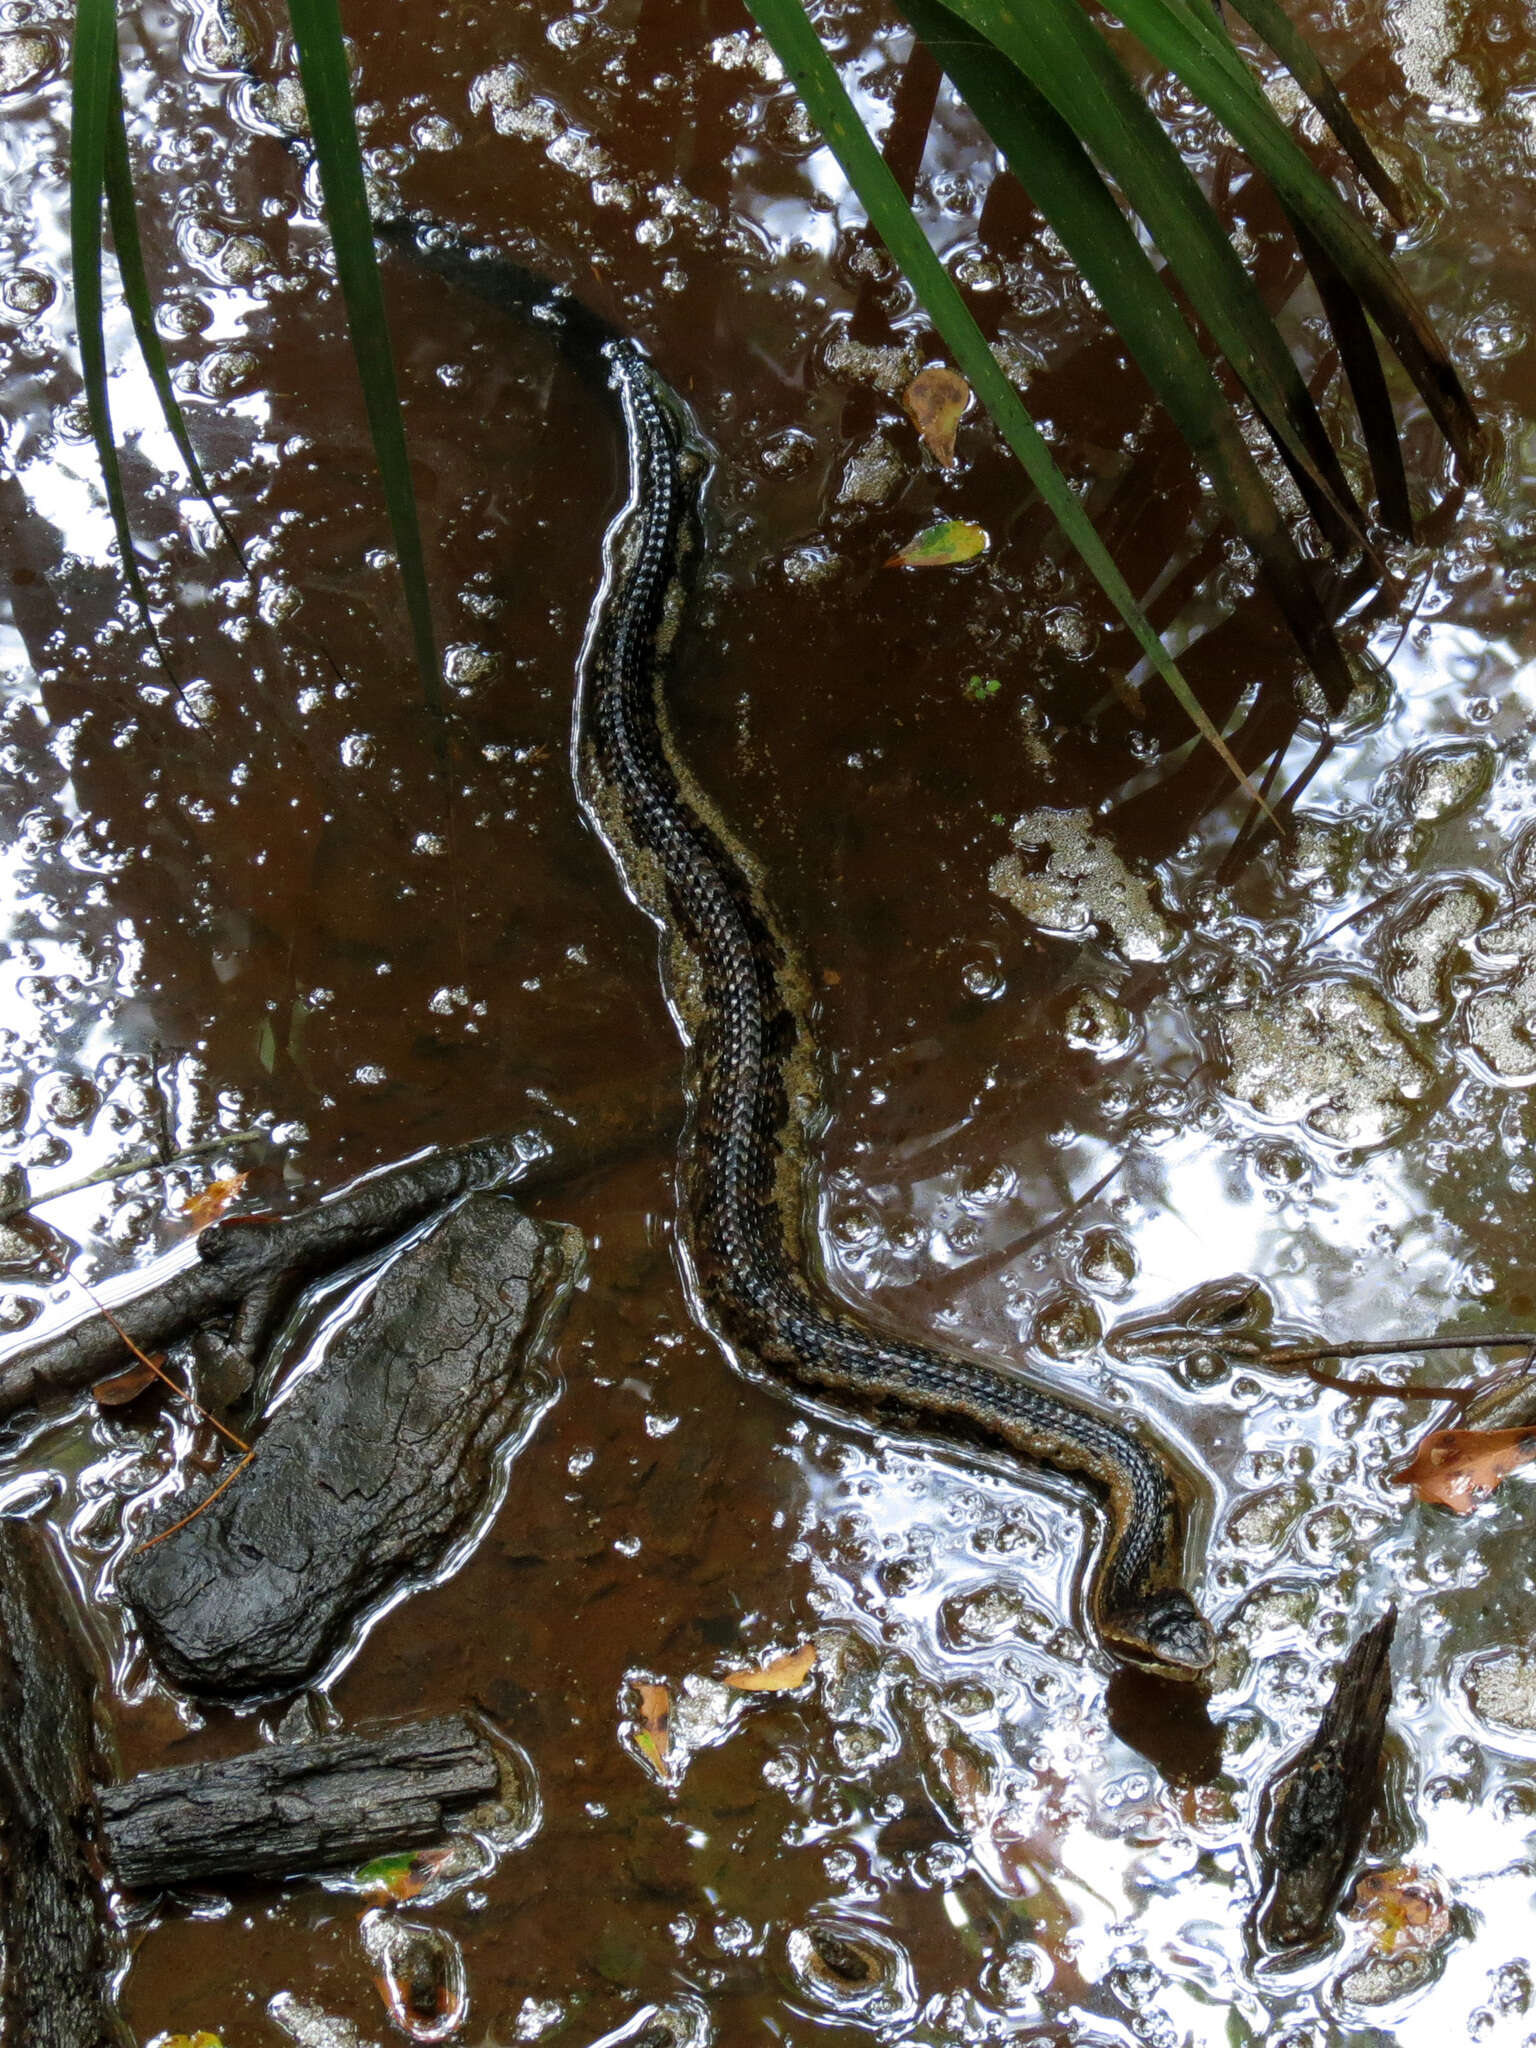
[5,0,1536,2041]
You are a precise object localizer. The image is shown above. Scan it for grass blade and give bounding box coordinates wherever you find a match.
[285,0,440,714]
[103,47,244,562]
[745,0,1269,806]
[1294,219,1413,540]
[899,0,1354,707]
[1214,0,1407,223]
[1101,0,1481,473]
[948,0,1369,555]
[70,0,161,640]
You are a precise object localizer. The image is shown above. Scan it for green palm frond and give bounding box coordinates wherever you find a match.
[66,0,1475,789]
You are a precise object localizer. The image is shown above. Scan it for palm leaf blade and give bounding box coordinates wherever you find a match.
[900,0,1354,706]
[745,0,1268,804]
[286,0,440,712]
[950,0,1370,551]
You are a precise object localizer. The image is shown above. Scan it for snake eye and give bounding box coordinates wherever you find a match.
[1106,1591,1215,1679]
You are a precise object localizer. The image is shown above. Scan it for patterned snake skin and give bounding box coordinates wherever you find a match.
[575,340,1214,1681]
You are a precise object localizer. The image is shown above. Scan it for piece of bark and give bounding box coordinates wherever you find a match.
[122,1193,576,1698]
[0,1133,526,1424]
[0,1519,128,2047]
[99,1712,500,1889]
[1253,1606,1397,1952]
[0,1069,676,1427]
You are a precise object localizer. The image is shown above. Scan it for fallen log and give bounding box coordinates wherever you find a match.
[121,1193,577,1698]
[0,1518,128,2047]
[99,1711,501,1890]
[0,1067,676,1425]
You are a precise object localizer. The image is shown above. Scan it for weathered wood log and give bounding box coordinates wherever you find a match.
[0,1518,128,2048]
[121,1194,577,1698]
[0,1132,527,1422]
[99,1713,500,1888]
[0,1068,676,1425]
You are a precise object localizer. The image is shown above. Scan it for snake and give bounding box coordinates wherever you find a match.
[572,337,1214,1682]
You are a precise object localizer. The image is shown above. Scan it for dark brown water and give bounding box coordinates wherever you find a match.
[6,0,1536,2041]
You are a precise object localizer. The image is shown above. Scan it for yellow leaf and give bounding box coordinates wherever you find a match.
[902,364,971,468]
[724,1642,817,1692]
[1391,1426,1536,1513]
[151,2033,226,2048]
[885,519,988,570]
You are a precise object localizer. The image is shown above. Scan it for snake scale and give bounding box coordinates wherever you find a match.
[575,338,1214,1682]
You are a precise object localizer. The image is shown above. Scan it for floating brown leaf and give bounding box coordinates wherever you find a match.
[724,1642,817,1692]
[93,1356,163,1407]
[632,1680,671,1776]
[180,1172,249,1231]
[902,364,970,468]
[885,518,988,570]
[1392,1425,1536,1513]
[1348,1864,1452,1954]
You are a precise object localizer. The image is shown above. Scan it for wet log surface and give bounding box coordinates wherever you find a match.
[0,1519,127,2048]
[121,1192,577,1698]
[99,1713,500,1889]
[0,1070,676,1429]
[1253,1605,1398,1952]
[0,1132,529,1422]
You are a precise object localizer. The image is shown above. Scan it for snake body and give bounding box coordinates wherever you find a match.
[576,340,1213,1681]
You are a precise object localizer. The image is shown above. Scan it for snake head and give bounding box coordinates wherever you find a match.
[1103,1590,1215,1681]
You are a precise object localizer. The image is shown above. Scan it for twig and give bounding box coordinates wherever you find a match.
[1265,1332,1536,1366]
[132,1451,255,1555]
[1264,1332,1536,1411]
[45,1255,249,1455]
[0,1129,268,1225]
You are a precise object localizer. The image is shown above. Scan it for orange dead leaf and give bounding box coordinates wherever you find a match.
[724,1642,817,1692]
[1348,1865,1452,1954]
[902,364,971,468]
[180,1172,249,1231]
[1391,1425,1536,1513]
[93,1357,163,1407]
[632,1681,671,1776]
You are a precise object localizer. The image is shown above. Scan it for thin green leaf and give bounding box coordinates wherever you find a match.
[1099,0,1480,473]
[744,0,1270,809]
[947,0,1369,556]
[70,0,160,640]
[1213,0,1406,223]
[103,48,244,562]
[899,0,1354,707]
[285,0,440,714]
[1293,219,1412,540]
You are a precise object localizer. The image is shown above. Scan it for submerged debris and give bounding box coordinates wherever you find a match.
[122,1195,579,1697]
[360,1911,467,2044]
[1253,1607,1397,1953]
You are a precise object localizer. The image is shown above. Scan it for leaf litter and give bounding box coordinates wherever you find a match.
[901,364,971,467]
[1391,1425,1536,1512]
